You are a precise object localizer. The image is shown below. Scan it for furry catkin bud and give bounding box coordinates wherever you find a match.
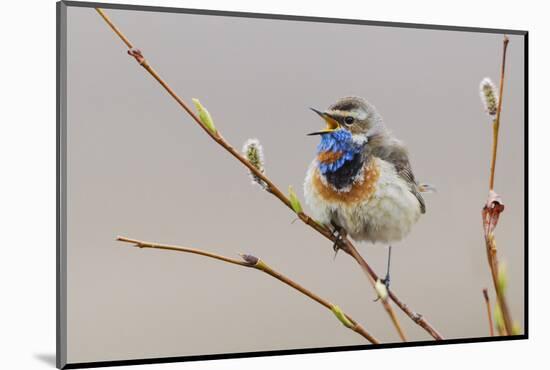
[480,78,498,118]
[242,138,267,189]
[240,254,268,271]
[375,279,388,301]
[240,253,259,265]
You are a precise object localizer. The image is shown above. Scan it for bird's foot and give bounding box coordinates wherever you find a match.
[330,224,347,259]
[374,245,393,301]
[381,275,391,291]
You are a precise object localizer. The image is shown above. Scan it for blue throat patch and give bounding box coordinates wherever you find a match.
[317,130,363,175]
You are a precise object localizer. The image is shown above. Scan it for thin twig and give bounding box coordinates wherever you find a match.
[96,8,441,340]
[489,36,509,191]
[482,35,514,335]
[482,288,495,336]
[116,236,379,344]
[345,242,407,341]
[96,8,133,48]
[485,235,513,334]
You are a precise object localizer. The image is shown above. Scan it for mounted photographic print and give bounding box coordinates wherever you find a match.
[57,1,528,368]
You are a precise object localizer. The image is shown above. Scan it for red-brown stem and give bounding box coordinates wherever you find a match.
[482,288,495,336]
[485,235,513,334]
[489,36,509,191]
[117,236,379,343]
[483,36,514,335]
[345,242,407,341]
[96,8,442,341]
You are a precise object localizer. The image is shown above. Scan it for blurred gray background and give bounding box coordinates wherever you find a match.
[66,6,525,363]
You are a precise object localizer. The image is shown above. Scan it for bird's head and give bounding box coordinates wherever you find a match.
[308,96,384,142]
[308,97,385,174]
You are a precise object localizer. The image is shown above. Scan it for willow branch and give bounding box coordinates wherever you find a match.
[489,36,509,191]
[482,288,495,336]
[482,35,514,335]
[96,7,441,340]
[116,236,379,344]
[485,235,513,335]
[345,242,407,341]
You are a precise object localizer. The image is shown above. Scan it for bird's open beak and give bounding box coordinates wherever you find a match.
[307,108,340,136]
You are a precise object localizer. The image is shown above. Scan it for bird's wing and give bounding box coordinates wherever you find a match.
[397,162,426,214]
[370,138,426,214]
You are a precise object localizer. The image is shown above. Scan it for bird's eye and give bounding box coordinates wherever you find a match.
[344,116,355,125]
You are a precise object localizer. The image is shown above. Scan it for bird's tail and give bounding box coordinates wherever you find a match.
[418,183,437,193]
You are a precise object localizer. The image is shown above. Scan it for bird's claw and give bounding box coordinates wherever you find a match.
[381,275,390,291]
[331,226,347,259]
[332,238,342,260]
[332,238,343,253]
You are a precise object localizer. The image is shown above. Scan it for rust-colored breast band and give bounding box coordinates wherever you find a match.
[317,151,343,164]
[313,159,380,204]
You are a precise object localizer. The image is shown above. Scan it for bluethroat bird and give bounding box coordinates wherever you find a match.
[303,96,432,288]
